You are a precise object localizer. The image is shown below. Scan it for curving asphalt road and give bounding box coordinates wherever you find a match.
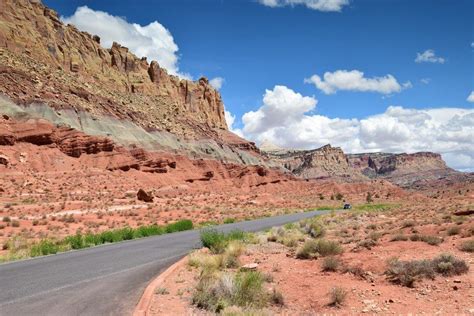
[0,210,331,316]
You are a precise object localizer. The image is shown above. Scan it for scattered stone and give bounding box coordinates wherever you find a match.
[137,189,154,202]
[241,263,258,271]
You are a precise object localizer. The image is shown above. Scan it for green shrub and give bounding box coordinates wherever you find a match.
[65,234,85,249]
[233,271,268,308]
[200,229,247,254]
[223,218,236,224]
[459,239,474,252]
[165,219,193,233]
[30,240,59,257]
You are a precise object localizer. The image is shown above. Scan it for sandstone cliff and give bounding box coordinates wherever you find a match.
[347,152,467,188]
[0,0,227,135]
[263,144,364,180]
[0,0,269,166]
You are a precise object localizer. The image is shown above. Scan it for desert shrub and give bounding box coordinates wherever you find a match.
[65,234,85,249]
[301,219,326,238]
[296,239,342,259]
[357,239,377,250]
[165,219,193,233]
[134,224,164,238]
[84,233,102,246]
[222,241,245,268]
[385,258,435,287]
[459,239,474,252]
[2,216,11,223]
[385,254,468,287]
[366,224,377,230]
[409,234,421,241]
[341,265,365,278]
[401,220,415,228]
[223,218,236,224]
[335,193,344,201]
[155,287,169,295]
[328,287,347,307]
[270,288,284,306]
[420,235,443,246]
[321,256,340,272]
[431,253,469,276]
[193,271,268,312]
[201,229,247,254]
[390,234,408,242]
[447,226,461,236]
[30,240,59,257]
[200,220,219,227]
[368,231,382,241]
[11,220,20,227]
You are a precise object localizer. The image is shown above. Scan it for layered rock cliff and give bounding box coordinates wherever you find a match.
[263,144,363,180]
[262,143,471,188]
[0,0,226,134]
[347,152,466,188]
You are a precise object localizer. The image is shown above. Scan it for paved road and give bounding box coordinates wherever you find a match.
[0,210,331,316]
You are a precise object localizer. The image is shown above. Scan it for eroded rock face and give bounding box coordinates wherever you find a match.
[263,144,362,180]
[347,152,462,188]
[0,0,227,138]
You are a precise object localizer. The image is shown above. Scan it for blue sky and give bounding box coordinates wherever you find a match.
[44,0,474,169]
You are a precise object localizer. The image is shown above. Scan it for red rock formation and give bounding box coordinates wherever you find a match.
[0,0,227,136]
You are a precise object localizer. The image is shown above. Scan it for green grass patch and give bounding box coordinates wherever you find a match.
[353,203,399,212]
[200,229,250,254]
[5,219,193,261]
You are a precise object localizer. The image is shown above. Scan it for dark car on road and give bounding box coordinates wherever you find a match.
[343,203,352,209]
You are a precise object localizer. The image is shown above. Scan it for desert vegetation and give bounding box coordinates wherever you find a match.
[147,200,473,315]
[1,219,193,261]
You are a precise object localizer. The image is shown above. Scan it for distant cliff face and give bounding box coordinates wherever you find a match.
[263,144,364,180]
[262,143,471,189]
[346,152,463,188]
[0,0,227,137]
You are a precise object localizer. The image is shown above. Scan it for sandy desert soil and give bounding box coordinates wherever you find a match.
[147,200,474,315]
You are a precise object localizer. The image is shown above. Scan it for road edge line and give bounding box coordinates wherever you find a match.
[133,254,189,316]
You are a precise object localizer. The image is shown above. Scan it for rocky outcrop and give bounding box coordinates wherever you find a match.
[137,189,154,203]
[0,118,115,158]
[347,152,467,189]
[263,144,363,180]
[0,0,227,138]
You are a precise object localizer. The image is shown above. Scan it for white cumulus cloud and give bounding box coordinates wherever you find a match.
[62,6,187,77]
[225,110,243,137]
[304,70,408,95]
[415,49,445,64]
[467,91,474,103]
[209,77,225,90]
[258,0,349,12]
[240,85,474,170]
